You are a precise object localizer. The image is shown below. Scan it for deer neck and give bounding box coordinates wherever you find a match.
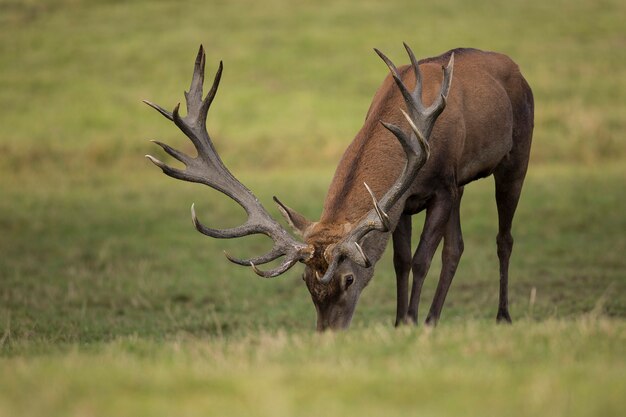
[314,119,410,265]
[324,126,405,215]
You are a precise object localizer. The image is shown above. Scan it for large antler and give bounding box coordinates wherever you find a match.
[145,45,313,277]
[319,43,454,283]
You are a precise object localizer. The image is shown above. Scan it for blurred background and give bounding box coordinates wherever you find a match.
[2,0,623,168]
[0,0,624,415]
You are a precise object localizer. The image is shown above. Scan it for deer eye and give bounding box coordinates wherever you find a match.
[344,274,354,289]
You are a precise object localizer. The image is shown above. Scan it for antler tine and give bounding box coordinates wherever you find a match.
[399,109,430,160]
[184,45,206,118]
[441,53,454,98]
[363,182,390,232]
[351,242,371,268]
[191,203,259,239]
[318,256,341,283]
[202,60,222,118]
[373,48,399,78]
[143,100,174,121]
[374,48,415,116]
[423,52,454,126]
[317,239,371,283]
[145,46,312,278]
[250,258,300,278]
[145,154,188,181]
[150,140,193,166]
[403,42,423,112]
[224,248,284,267]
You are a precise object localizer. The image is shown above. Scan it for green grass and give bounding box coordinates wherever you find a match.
[1,164,625,344]
[1,162,624,416]
[1,0,625,415]
[1,319,624,417]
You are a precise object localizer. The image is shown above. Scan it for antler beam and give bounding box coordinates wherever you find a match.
[318,43,454,283]
[145,45,313,278]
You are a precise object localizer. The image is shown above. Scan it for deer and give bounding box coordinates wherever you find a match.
[145,43,534,331]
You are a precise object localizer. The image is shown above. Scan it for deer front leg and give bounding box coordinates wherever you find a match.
[392,214,412,326]
[425,187,464,325]
[407,192,453,323]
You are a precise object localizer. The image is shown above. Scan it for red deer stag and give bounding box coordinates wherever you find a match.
[145,43,534,331]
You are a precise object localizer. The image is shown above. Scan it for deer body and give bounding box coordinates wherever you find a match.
[146,45,533,331]
[326,48,523,222]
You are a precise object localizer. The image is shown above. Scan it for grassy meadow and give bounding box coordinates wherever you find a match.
[1,0,625,416]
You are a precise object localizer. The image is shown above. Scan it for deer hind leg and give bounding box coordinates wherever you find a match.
[407,191,454,323]
[392,214,413,326]
[494,74,533,324]
[493,165,528,324]
[425,187,464,325]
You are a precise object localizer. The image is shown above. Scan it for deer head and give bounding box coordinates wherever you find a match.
[145,44,453,330]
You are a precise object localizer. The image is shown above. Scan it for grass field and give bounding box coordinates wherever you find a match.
[1,0,625,416]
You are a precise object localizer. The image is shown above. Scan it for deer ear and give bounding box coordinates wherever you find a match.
[273,196,313,237]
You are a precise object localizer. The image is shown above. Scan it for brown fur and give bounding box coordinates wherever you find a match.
[300,47,534,329]
[324,48,527,224]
